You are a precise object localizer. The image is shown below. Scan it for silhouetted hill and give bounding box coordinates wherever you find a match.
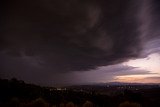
[0,78,160,107]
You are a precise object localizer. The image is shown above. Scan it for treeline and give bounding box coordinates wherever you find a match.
[0,78,159,107]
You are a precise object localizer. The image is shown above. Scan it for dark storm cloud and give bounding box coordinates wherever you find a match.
[139,0,160,56]
[0,0,147,74]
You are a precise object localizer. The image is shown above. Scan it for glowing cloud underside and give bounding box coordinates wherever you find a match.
[114,53,160,83]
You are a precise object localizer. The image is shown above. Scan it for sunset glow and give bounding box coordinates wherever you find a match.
[124,53,160,74]
[114,53,160,83]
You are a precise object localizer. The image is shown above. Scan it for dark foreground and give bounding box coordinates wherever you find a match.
[0,78,160,107]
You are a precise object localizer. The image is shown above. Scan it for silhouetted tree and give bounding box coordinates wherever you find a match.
[83,101,94,107]
[29,97,49,107]
[66,102,75,107]
[119,101,141,107]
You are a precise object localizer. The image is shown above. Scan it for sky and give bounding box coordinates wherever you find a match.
[0,0,160,86]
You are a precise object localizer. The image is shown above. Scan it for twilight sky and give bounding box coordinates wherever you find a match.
[0,0,160,86]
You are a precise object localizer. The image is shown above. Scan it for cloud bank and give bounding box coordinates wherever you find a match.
[0,0,160,86]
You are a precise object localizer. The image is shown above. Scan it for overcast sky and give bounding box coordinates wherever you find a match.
[0,0,160,86]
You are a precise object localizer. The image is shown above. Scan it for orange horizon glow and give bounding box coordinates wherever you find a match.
[114,75,160,83]
[114,53,160,83]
